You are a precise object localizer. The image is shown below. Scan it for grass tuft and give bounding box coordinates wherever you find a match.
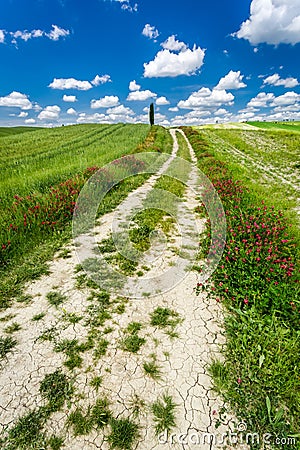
[0,335,17,359]
[4,322,21,334]
[46,291,67,308]
[151,393,177,436]
[39,369,73,412]
[107,417,139,450]
[120,322,145,353]
[143,357,161,380]
[48,435,64,450]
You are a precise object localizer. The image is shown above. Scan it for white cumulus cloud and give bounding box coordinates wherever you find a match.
[67,108,77,115]
[142,24,159,40]
[234,0,300,45]
[0,30,5,43]
[271,91,300,106]
[263,73,299,87]
[91,74,111,86]
[161,35,188,52]
[49,78,93,90]
[91,95,120,108]
[247,92,275,107]
[106,105,134,115]
[214,108,229,116]
[38,105,61,121]
[143,43,205,78]
[177,88,234,109]
[127,89,157,101]
[169,106,179,112]
[25,118,36,124]
[129,80,141,91]
[215,70,247,90]
[156,96,170,105]
[50,75,111,90]
[0,91,32,110]
[18,111,28,117]
[63,95,77,102]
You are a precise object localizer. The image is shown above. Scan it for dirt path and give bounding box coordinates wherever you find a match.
[0,130,244,449]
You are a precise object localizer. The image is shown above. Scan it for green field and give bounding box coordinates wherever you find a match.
[0,124,172,306]
[0,126,42,137]
[248,121,300,132]
[0,123,149,200]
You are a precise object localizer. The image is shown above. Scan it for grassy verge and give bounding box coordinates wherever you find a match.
[175,131,192,161]
[183,126,300,449]
[0,125,172,309]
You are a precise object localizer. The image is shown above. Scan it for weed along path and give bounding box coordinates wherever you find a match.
[0,130,244,449]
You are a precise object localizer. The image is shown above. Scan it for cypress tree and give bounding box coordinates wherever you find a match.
[149,102,154,126]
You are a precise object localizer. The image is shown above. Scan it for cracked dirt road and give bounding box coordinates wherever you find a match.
[0,130,247,449]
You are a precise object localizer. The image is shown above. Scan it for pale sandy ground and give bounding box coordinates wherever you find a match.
[199,123,259,130]
[0,130,249,449]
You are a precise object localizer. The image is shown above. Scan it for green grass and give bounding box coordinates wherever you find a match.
[107,417,139,450]
[90,375,103,391]
[48,435,64,450]
[126,151,189,254]
[121,334,146,353]
[143,357,162,379]
[0,335,17,359]
[175,130,192,161]
[151,393,177,436]
[68,398,112,436]
[85,301,112,328]
[0,313,16,322]
[31,312,46,321]
[91,398,112,428]
[128,394,146,417]
[54,338,93,370]
[150,307,181,329]
[0,126,41,138]
[68,409,94,436]
[39,369,73,412]
[93,338,109,359]
[62,311,83,324]
[248,121,300,132]
[0,124,147,200]
[46,290,67,307]
[120,321,146,353]
[2,408,47,449]
[4,322,21,334]
[125,321,143,334]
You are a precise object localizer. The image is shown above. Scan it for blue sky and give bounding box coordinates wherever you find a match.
[0,0,300,126]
